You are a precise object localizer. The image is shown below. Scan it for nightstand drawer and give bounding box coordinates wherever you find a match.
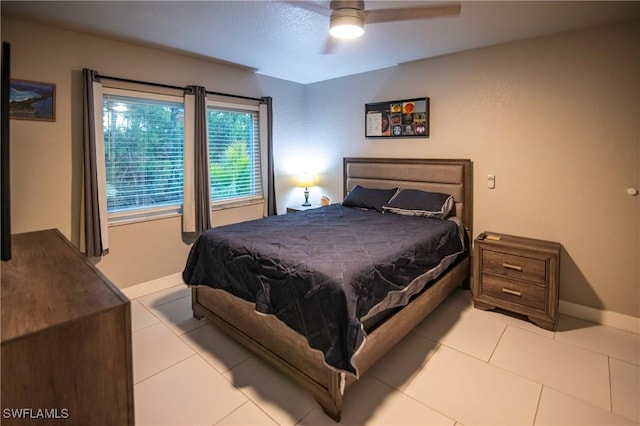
[482,274,546,311]
[483,250,546,284]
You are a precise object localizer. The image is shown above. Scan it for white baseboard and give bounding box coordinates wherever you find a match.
[121,272,184,300]
[559,300,640,334]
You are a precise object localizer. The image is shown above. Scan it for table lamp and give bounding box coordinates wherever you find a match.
[298,173,315,206]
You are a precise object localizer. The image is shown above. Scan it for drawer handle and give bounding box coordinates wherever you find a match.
[502,262,523,271]
[502,288,522,297]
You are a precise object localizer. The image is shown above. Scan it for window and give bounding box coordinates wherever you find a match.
[97,86,265,226]
[102,90,184,222]
[207,103,263,206]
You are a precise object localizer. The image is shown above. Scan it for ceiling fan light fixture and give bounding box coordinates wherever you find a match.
[329,10,364,39]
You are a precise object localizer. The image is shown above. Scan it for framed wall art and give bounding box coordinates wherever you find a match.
[9,79,56,122]
[365,97,429,138]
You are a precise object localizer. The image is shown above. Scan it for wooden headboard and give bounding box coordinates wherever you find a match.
[343,157,473,242]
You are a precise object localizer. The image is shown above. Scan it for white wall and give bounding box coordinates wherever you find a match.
[256,75,309,211]
[300,21,640,318]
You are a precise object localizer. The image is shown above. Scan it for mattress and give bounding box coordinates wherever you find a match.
[182,204,465,375]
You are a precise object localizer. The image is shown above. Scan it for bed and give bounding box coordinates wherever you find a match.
[183,157,473,421]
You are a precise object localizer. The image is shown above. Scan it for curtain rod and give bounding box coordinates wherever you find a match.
[97,74,264,102]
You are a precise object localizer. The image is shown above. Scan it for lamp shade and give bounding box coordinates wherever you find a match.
[298,173,315,188]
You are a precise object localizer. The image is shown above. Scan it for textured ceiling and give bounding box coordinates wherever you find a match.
[3,1,639,84]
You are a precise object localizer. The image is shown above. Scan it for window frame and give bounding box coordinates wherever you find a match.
[102,87,186,226]
[206,100,265,209]
[97,85,268,227]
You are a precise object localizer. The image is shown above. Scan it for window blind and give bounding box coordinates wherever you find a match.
[103,94,184,214]
[207,107,263,203]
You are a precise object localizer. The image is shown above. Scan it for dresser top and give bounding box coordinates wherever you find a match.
[1,229,128,343]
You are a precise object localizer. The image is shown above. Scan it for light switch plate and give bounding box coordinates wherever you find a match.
[488,174,495,189]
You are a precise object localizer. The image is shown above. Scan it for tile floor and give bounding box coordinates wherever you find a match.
[127,279,639,425]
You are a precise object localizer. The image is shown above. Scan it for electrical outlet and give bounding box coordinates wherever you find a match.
[488,174,495,189]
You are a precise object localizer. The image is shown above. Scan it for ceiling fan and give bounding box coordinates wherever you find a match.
[290,1,462,52]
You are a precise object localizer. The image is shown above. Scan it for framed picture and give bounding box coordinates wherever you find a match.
[9,79,56,122]
[365,97,429,138]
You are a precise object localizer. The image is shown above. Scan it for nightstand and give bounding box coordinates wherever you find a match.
[473,232,561,330]
[286,205,320,213]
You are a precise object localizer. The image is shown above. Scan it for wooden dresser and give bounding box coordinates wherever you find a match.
[473,232,561,330]
[1,229,134,425]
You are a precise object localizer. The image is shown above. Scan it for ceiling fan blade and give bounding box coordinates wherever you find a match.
[321,35,339,54]
[364,3,461,24]
[286,0,331,16]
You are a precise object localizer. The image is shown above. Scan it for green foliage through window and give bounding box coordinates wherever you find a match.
[208,108,262,202]
[103,94,184,213]
[101,91,263,222]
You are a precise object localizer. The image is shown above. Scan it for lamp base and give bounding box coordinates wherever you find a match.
[302,187,311,206]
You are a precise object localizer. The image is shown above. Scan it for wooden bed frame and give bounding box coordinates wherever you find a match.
[191,157,473,421]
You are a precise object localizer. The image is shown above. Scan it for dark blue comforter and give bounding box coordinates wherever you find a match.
[182,204,464,375]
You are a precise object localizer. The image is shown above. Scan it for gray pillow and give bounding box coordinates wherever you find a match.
[342,185,399,212]
[382,189,454,219]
